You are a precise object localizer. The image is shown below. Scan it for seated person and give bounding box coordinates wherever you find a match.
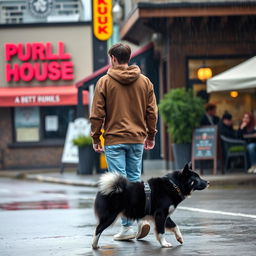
[218,111,241,139]
[200,103,220,126]
[239,112,256,173]
[218,111,246,171]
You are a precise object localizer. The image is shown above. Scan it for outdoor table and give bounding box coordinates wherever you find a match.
[243,133,256,142]
[243,133,256,139]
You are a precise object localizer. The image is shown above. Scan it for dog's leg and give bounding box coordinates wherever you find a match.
[92,214,118,249]
[165,217,184,244]
[92,232,101,249]
[154,211,172,248]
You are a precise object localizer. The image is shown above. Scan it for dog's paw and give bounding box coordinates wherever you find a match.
[173,226,184,244]
[176,236,184,244]
[161,241,172,248]
[157,233,173,248]
[92,244,99,250]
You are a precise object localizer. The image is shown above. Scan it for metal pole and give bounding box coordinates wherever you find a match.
[77,87,85,118]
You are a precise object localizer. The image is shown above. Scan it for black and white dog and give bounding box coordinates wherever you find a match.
[92,162,209,249]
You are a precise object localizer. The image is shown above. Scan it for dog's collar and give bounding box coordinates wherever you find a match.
[168,179,185,200]
[144,182,151,215]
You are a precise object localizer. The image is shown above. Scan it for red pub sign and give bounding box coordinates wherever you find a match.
[5,41,74,82]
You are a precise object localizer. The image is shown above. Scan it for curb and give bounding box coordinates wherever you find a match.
[23,173,256,188]
[25,174,98,187]
[205,175,256,187]
[0,171,98,187]
[1,170,256,188]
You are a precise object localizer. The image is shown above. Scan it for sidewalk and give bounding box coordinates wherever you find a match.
[0,168,256,188]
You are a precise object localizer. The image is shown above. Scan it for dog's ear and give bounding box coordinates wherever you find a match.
[181,162,192,176]
[181,162,190,175]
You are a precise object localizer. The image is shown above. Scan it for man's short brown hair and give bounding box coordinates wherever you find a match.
[108,43,131,64]
[205,103,217,112]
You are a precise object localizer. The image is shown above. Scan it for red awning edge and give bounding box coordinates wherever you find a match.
[0,86,88,107]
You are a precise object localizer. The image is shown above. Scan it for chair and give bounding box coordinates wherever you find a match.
[220,135,247,173]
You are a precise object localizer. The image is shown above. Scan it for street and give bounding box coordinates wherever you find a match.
[0,177,256,256]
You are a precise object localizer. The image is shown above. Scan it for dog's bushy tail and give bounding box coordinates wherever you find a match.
[98,172,127,196]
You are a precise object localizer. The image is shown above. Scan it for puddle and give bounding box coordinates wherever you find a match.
[0,199,94,211]
[0,200,70,210]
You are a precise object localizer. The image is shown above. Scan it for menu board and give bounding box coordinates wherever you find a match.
[192,126,217,158]
[192,126,218,174]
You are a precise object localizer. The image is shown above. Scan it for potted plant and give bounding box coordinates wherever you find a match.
[72,135,94,174]
[158,88,204,169]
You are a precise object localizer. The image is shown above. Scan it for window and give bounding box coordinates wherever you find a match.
[14,107,40,142]
[41,106,75,139]
[187,56,253,128]
[14,106,76,143]
[187,57,247,101]
[188,58,246,81]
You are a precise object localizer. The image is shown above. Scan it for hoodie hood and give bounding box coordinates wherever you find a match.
[107,65,141,85]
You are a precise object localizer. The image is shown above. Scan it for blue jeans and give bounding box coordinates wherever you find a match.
[104,143,144,227]
[247,143,256,166]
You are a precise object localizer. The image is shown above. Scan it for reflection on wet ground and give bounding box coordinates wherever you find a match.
[0,198,94,211]
[1,178,256,256]
[0,178,97,211]
[0,200,70,210]
[0,187,95,211]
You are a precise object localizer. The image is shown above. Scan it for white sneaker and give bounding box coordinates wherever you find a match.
[248,167,254,173]
[248,165,256,173]
[136,220,150,240]
[113,226,136,241]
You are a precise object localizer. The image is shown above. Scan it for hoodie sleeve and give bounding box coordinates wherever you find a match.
[89,78,106,144]
[146,82,158,140]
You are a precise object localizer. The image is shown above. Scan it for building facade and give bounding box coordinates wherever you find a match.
[120,0,256,167]
[0,0,93,169]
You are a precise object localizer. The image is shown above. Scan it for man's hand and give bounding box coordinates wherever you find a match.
[144,139,155,150]
[93,143,104,153]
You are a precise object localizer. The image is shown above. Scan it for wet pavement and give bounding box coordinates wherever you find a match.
[0,177,256,256]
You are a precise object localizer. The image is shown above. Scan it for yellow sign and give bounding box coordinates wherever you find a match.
[93,0,113,41]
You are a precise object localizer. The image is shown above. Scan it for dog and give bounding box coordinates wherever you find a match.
[92,162,209,249]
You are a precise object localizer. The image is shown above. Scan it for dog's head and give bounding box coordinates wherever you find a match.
[179,162,209,196]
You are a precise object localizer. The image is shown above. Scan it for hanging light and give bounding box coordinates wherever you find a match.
[112,0,123,23]
[230,91,239,98]
[197,66,213,81]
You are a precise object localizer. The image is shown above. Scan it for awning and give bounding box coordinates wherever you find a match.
[0,86,88,107]
[120,2,256,44]
[207,56,256,93]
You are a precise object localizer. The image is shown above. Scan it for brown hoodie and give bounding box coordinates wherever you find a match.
[90,65,158,146]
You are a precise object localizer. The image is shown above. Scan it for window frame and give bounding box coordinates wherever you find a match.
[10,105,76,148]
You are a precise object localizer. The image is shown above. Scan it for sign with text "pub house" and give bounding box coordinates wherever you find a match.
[5,41,74,82]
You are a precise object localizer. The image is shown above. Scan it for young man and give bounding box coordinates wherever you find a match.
[90,43,158,241]
[200,103,220,126]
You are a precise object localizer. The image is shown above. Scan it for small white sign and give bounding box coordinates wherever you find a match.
[61,118,91,164]
[74,118,91,137]
[45,115,58,131]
